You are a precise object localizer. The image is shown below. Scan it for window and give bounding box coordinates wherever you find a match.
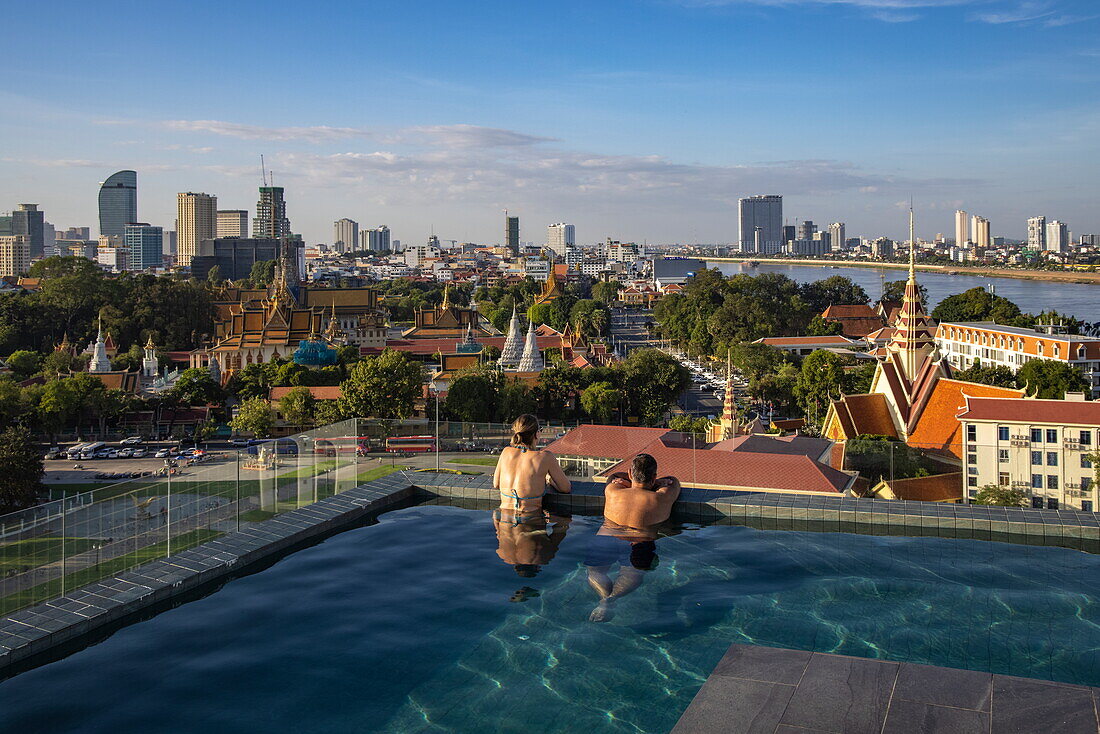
[967,453,978,465]
[1047,475,1059,490]
[998,426,1010,441]
[1082,455,1093,469]
[1048,498,1059,510]
[966,425,976,442]
[1047,452,1058,466]
[1047,429,1058,443]
[999,449,1009,463]
[1080,430,1092,446]
[1031,451,1043,465]
[1031,428,1043,443]
[968,489,978,498]
[1083,500,1093,512]
[967,476,977,487]
[1082,477,1093,492]
[999,472,1010,486]
[1032,496,1044,508]
[1031,474,1043,489]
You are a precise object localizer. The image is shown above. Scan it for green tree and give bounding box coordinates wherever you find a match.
[338,349,423,419]
[527,303,556,328]
[498,377,536,421]
[445,372,499,423]
[728,342,789,382]
[592,281,621,304]
[954,362,1018,388]
[0,378,26,426]
[314,398,346,426]
[794,350,846,424]
[620,349,691,425]
[0,426,44,513]
[231,397,275,438]
[845,434,932,482]
[5,350,41,378]
[580,381,621,424]
[669,415,711,435]
[931,287,1021,323]
[806,315,844,336]
[749,363,799,414]
[249,259,277,288]
[171,368,225,406]
[206,265,224,284]
[799,276,869,313]
[279,386,316,427]
[972,484,1027,507]
[227,363,275,401]
[1016,359,1089,399]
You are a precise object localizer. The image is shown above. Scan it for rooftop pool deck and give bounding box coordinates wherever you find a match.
[2,472,1100,732]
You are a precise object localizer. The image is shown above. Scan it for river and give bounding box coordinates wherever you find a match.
[706,261,1100,324]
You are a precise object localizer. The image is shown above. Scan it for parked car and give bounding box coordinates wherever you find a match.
[229,438,250,447]
[116,448,133,458]
[155,448,172,458]
[120,436,143,445]
[94,449,112,459]
[107,450,120,459]
[131,448,147,458]
[44,447,62,460]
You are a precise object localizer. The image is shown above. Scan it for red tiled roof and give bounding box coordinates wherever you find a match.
[363,334,560,356]
[710,434,831,459]
[821,304,885,338]
[829,393,899,439]
[269,386,343,401]
[545,424,670,458]
[957,396,1100,426]
[821,304,876,319]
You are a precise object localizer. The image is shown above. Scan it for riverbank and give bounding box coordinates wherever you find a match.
[704,257,1100,285]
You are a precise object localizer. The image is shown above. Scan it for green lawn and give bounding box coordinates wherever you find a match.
[277,459,343,479]
[447,456,499,467]
[0,537,99,571]
[238,509,275,522]
[0,528,221,616]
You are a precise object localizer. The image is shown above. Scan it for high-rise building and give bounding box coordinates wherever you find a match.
[98,170,137,240]
[954,209,969,246]
[828,223,846,252]
[797,220,817,240]
[216,210,248,238]
[10,204,44,259]
[547,223,575,257]
[162,230,176,255]
[60,226,90,241]
[362,225,391,252]
[333,218,359,253]
[1082,234,1099,247]
[176,192,217,267]
[1046,220,1069,253]
[505,213,520,255]
[125,223,164,271]
[0,235,30,276]
[782,225,797,244]
[738,195,783,253]
[1027,216,1046,250]
[190,238,280,281]
[253,187,291,239]
[971,216,991,249]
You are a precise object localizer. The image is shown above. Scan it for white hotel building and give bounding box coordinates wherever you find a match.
[935,322,1100,397]
[958,395,1098,511]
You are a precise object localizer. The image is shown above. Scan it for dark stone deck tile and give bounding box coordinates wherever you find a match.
[774,726,835,733]
[671,676,795,734]
[894,662,993,711]
[883,699,990,734]
[991,675,1098,734]
[779,653,899,734]
[711,643,812,685]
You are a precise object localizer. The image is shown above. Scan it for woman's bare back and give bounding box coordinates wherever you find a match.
[494,446,571,511]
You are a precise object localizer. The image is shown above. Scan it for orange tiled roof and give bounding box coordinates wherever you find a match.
[877,472,962,502]
[958,396,1100,425]
[545,425,670,458]
[907,379,1024,457]
[821,304,885,338]
[828,393,899,439]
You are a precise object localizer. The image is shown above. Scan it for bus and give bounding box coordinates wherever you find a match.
[385,435,436,454]
[313,436,371,457]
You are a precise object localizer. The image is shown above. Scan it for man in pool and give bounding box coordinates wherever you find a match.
[585,453,680,622]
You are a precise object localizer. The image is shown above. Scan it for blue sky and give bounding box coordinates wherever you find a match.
[1,0,1097,245]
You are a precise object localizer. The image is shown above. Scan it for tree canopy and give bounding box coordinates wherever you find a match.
[0,426,44,514]
[338,349,423,420]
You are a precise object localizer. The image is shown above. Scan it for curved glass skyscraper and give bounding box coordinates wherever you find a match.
[98,170,137,239]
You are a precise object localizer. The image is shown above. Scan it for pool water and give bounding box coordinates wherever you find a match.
[3,503,1100,733]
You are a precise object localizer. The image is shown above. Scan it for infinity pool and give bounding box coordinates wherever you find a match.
[3,502,1100,733]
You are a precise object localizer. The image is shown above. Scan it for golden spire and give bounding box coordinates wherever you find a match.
[442,284,451,310]
[908,203,916,285]
[144,333,155,349]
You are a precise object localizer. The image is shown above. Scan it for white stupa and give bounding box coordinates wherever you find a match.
[88,322,112,373]
[499,306,525,367]
[515,321,544,373]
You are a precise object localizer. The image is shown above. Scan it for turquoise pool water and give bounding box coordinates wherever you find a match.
[3,502,1100,733]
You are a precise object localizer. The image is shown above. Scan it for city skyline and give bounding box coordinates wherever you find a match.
[1,0,1097,244]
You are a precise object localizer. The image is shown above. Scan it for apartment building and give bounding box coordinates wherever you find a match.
[0,235,30,277]
[936,322,1100,397]
[958,395,1098,511]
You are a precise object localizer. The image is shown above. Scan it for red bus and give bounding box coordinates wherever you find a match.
[314,436,371,456]
[385,435,436,453]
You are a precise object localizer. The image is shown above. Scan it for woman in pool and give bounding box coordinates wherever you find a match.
[493,414,571,514]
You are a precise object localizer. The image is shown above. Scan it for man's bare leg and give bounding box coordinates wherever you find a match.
[587,566,616,622]
[606,567,645,602]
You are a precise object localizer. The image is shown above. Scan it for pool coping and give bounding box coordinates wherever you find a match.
[3,469,1100,686]
[671,642,1100,734]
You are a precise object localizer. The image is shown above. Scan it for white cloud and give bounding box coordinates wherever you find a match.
[160,119,374,143]
[679,0,1085,24]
